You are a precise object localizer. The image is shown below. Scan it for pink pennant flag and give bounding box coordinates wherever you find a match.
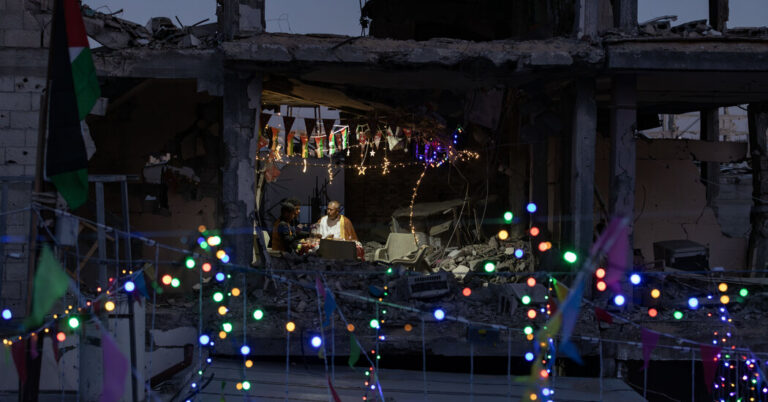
[100,331,129,402]
[315,276,325,299]
[641,328,659,370]
[327,376,342,402]
[605,224,630,294]
[700,344,720,393]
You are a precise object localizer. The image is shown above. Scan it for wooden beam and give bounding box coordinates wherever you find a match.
[700,109,720,215]
[709,0,729,32]
[747,103,768,276]
[571,78,597,255]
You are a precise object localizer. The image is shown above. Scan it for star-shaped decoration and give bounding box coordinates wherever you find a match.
[370,150,376,156]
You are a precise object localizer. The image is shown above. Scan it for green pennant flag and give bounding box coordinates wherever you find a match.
[25,245,70,329]
[348,334,361,368]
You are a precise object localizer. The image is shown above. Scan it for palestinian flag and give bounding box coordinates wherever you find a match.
[47,0,100,209]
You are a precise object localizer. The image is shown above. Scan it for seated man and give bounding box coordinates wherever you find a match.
[271,202,308,252]
[315,200,357,241]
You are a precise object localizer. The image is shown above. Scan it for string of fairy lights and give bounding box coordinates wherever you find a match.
[2,200,768,401]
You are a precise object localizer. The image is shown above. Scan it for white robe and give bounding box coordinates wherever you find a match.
[316,215,342,239]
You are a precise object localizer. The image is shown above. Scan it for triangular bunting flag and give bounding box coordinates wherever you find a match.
[300,132,309,158]
[100,330,129,402]
[133,271,150,300]
[282,115,295,134]
[324,293,337,326]
[322,119,336,141]
[348,334,361,367]
[314,134,325,158]
[286,131,295,156]
[641,328,659,370]
[11,340,27,385]
[304,118,317,140]
[327,376,342,402]
[26,245,71,329]
[315,276,325,299]
[594,307,613,324]
[605,224,630,294]
[700,344,720,393]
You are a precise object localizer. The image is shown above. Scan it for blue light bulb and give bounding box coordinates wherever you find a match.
[124,281,135,292]
[526,203,537,213]
[433,309,445,321]
[198,334,210,345]
[629,273,641,285]
[614,295,625,306]
[215,272,225,282]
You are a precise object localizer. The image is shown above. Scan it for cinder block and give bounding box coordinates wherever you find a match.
[24,129,37,146]
[9,110,38,129]
[1,280,21,299]
[0,77,13,92]
[5,146,35,165]
[14,76,45,93]
[0,164,24,176]
[3,262,27,281]
[29,93,41,111]
[0,92,31,111]
[23,164,35,176]
[0,128,26,146]
[4,29,40,48]
[0,112,9,128]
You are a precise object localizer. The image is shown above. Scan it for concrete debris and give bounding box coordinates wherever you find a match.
[81,6,218,49]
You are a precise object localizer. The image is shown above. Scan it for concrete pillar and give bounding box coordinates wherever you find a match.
[222,72,260,268]
[609,75,636,224]
[701,108,720,215]
[571,78,597,256]
[613,0,637,32]
[709,0,729,32]
[747,103,768,276]
[218,0,265,40]
[576,0,599,40]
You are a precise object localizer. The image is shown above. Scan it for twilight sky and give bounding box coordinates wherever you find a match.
[81,0,768,37]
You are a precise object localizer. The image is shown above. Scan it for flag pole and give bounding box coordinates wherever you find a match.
[21,0,59,400]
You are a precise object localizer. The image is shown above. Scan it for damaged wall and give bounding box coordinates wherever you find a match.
[0,0,52,316]
[596,136,748,269]
[86,79,222,289]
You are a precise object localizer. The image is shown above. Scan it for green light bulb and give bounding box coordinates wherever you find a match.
[563,251,578,264]
[222,322,233,333]
[740,288,748,297]
[171,278,181,288]
[521,295,531,305]
[242,380,251,390]
[213,292,224,302]
[253,309,264,320]
[185,257,195,269]
[673,310,683,320]
[523,326,533,335]
[68,317,80,329]
[503,211,514,223]
[483,261,496,273]
[369,319,380,329]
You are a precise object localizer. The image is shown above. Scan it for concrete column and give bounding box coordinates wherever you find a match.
[576,0,599,40]
[571,78,597,256]
[613,0,638,32]
[218,0,265,40]
[222,72,259,268]
[709,0,729,32]
[609,76,636,221]
[701,108,720,215]
[747,103,768,276]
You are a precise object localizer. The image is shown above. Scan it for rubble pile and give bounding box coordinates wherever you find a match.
[80,6,219,50]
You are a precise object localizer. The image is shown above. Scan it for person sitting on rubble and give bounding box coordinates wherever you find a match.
[315,200,358,241]
[271,202,308,252]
